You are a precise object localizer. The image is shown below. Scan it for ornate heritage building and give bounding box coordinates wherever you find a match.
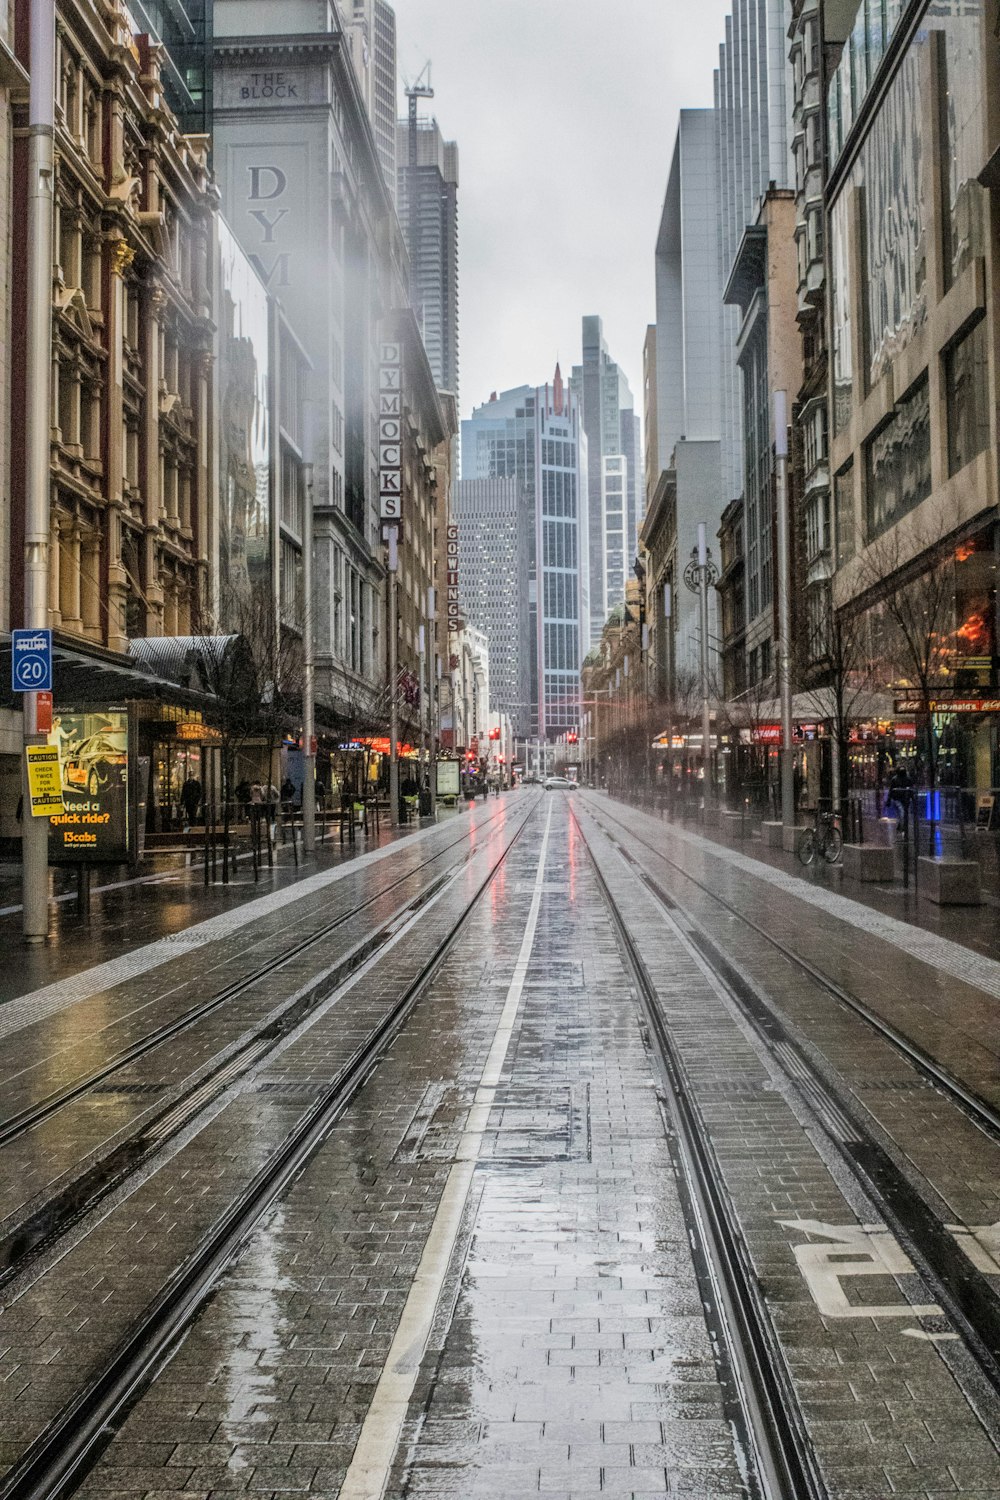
[10,0,216,654]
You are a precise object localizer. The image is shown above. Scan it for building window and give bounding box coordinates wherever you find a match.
[945,318,989,477]
[834,461,855,567]
[864,377,931,540]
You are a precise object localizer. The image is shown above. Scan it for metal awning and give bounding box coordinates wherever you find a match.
[0,636,222,712]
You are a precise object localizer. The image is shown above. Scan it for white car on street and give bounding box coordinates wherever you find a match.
[543,776,578,791]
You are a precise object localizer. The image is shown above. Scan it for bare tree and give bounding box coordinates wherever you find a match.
[192,578,303,877]
[798,588,878,820]
[855,509,960,848]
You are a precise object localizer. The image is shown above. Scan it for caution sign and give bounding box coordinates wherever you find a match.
[25,745,64,818]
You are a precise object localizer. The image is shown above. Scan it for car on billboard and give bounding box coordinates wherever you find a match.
[61,727,128,797]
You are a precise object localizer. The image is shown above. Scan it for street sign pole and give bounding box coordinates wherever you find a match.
[22,0,57,943]
[775,391,795,833]
[301,462,316,854]
[427,587,437,817]
[387,524,400,826]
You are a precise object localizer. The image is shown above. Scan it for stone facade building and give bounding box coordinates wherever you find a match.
[828,0,1000,790]
[9,2,216,654]
[212,0,410,720]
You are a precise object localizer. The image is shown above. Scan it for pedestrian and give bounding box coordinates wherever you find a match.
[280,776,296,813]
[884,764,911,826]
[180,774,201,830]
[400,769,419,823]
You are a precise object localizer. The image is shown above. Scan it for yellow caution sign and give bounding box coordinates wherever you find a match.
[25,745,64,818]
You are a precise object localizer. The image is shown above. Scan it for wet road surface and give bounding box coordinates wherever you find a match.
[1,792,999,1499]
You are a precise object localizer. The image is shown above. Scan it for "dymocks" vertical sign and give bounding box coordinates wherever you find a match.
[379,342,402,527]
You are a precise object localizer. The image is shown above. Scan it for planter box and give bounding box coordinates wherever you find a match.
[721,809,750,838]
[761,821,784,848]
[918,857,981,906]
[842,843,894,882]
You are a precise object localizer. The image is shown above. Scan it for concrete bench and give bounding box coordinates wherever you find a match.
[721,809,750,838]
[782,823,809,853]
[761,821,784,848]
[842,843,895,882]
[918,857,982,905]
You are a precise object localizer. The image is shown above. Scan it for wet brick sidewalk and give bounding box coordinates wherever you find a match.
[76,798,748,1499]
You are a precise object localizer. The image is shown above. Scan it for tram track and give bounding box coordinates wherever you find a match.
[587,794,1000,1139]
[570,804,826,1500]
[572,798,1000,1421]
[0,804,522,1289]
[0,799,536,1500]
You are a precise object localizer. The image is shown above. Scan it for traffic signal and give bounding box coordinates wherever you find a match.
[489,727,501,740]
[568,730,578,744]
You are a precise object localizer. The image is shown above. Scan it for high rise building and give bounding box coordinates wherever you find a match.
[570,316,638,647]
[454,478,531,738]
[647,111,725,680]
[341,0,398,200]
[715,0,795,689]
[127,0,212,132]
[462,370,588,738]
[396,116,459,397]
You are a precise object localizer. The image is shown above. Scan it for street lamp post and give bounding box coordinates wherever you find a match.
[301,463,316,853]
[426,587,437,816]
[387,525,400,826]
[775,390,795,834]
[22,0,57,943]
[684,524,719,811]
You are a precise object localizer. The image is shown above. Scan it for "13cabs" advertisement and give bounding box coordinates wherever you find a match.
[47,709,130,864]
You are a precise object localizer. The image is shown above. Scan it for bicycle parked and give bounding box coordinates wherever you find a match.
[797,806,843,866]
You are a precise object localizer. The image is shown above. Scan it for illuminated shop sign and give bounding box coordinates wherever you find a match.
[446,524,460,633]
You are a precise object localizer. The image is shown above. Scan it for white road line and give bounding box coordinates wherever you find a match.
[337,801,554,1500]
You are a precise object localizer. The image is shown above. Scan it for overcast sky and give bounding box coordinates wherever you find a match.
[394,0,732,424]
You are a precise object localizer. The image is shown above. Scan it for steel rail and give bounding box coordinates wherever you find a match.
[0,799,536,1500]
[0,808,510,1151]
[581,798,1000,1398]
[588,796,1000,1141]
[570,805,827,1500]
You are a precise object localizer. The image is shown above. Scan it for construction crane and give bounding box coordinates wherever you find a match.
[404,62,434,168]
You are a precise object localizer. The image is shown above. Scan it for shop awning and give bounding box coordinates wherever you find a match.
[0,636,224,712]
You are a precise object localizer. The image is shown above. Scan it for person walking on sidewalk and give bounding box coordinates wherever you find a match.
[180,775,202,830]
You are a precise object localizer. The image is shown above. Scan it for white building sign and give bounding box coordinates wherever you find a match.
[446,523,460,632]
[379,342,402,527]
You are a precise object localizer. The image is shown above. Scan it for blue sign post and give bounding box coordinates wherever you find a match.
[12,629,53,693]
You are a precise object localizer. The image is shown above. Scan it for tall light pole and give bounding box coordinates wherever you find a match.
[775,390,795,833]
[684,525,718,809]
[387,525,400,825]
[698,523,712,804]
[22,0,57,944]
[301,464,316,852]
[664,581,673,811]
[427,587,437,815]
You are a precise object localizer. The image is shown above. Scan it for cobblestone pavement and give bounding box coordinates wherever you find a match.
[0,801,501,1009]
[4,795,1000,1499]
[66,797,751,1500]
[576,795,1000,1496]
[0,800,533,1475]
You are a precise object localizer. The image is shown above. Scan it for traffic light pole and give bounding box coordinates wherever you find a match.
[22,0,57,944]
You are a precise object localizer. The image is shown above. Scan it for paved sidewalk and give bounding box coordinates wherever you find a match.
[0,799,514,1009]
[619,793,1000,964]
